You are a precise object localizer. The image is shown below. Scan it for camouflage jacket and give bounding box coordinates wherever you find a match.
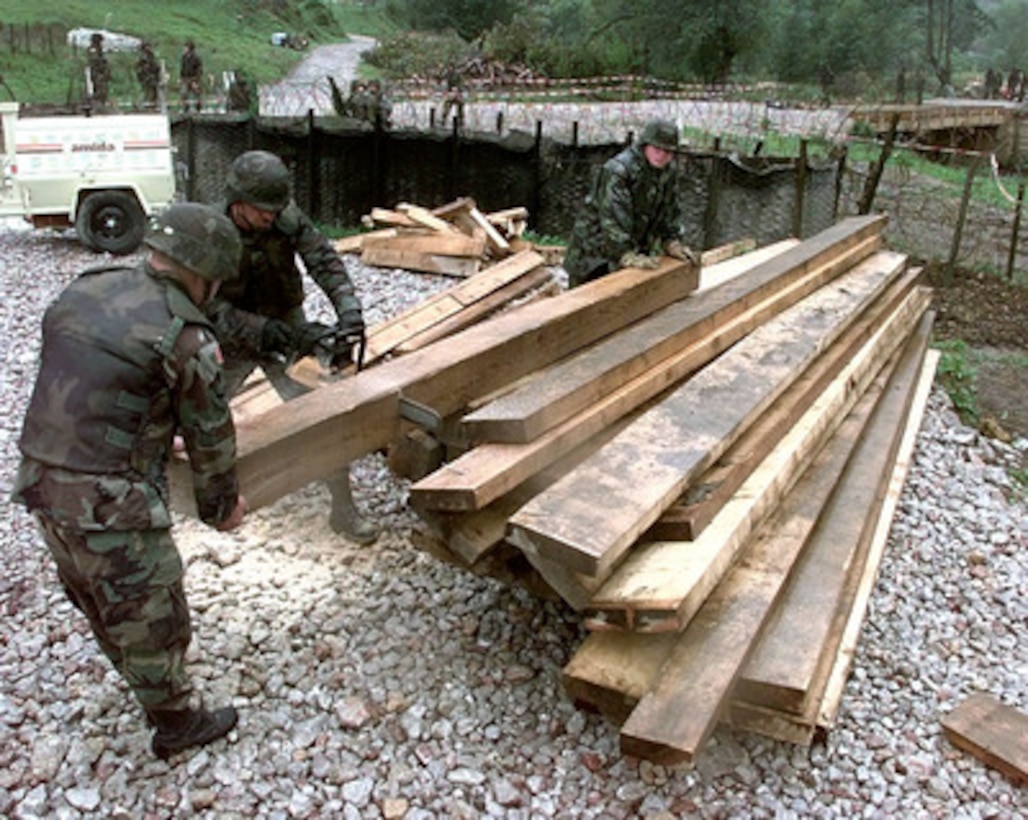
[136,52,161,87]
[564,143,684,282]
[13,263,240,531]
[206,200,362,361]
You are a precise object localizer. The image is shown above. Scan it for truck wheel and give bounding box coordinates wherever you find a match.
[75,191,147,255]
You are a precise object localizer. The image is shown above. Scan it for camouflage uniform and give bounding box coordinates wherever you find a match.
[180,41,204,112]
[13,260,240,713]
[136,43,161,108]
[87,35,111,106]
[564,121,686,287]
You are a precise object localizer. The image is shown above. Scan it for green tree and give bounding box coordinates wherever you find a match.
[974,0,1028,72]
[390,0,518,42]
[924,0,991,89]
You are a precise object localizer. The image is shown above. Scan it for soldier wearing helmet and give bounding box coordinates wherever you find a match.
[206,149,378,544]
[564,118,699,287]
[12,203,248,761]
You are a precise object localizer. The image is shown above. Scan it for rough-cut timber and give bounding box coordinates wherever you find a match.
[232,257,698,509]
[941,694,1028,785]
[734,311,934,716]
[584,281,930,632]
[647,257,918,542]
[461,219,883,445]
[509,242,901,581]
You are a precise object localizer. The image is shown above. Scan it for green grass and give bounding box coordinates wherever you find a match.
[0,0,397,106]
[933,338,980,426]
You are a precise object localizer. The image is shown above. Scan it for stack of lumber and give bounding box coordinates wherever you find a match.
[334,197,536,278]
[216,214,935,766]
[400,214,937,763]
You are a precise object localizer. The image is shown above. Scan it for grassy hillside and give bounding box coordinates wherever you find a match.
[0,0,396,106]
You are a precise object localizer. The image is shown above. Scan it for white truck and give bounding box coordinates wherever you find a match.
[0,101,177,254]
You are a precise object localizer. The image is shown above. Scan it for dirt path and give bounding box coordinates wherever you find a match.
[261,35,377,115]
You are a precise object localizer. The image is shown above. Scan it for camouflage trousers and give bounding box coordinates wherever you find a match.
[34,513,194,712]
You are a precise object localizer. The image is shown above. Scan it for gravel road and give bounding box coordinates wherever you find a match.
[0,227,1025,818]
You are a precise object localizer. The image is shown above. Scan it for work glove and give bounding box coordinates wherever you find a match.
[336,309,366,339]
[664,239,700,265]
[619,251,660,270]
[260,318,296,356]
[293,321,336,358]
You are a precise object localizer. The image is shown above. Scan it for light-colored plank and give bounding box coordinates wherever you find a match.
[736,310,933,714]
[942,694,1028,785]
[360,247,481,277]
[469,206,511,255]
[509,243,901,581]
[398,203,459,233]
[232,257,698,509]
[585,284,929,632]
[333,228,398,255]
[361,231,487,259]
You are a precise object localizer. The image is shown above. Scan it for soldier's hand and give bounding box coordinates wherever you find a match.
[293,321,335,358]
[336,309,366,338]
[664,239,700,265]
[260,319,295,356]
[619,251,660,270]
[217,494,249,532]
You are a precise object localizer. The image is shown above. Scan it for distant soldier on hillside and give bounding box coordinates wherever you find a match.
[135,42,161,109]
[86,33,111,107]
[180,40,204,113]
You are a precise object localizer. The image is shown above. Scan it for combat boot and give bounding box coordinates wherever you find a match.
[325,469,379,545]
[148,706,238,761]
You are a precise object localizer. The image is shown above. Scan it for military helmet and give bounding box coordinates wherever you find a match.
[144,203,242,282]
[639,119,680,151]
[225,150,291,212]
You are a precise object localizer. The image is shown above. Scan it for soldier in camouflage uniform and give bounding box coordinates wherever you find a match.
[135,41,161,109]
[179,40,204,113]
[206,149,379,545]
[12,203,248,760]
[86,33,111,108]
[563,119,699,288]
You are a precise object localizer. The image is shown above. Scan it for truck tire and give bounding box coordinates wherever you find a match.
[75,191,147,255]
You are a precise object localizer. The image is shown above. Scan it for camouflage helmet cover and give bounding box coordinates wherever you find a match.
[225,150,291,211]
[639,119,680,151]
[144,202,242,282]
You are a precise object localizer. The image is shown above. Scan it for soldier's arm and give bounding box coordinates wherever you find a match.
[288,205,363,319]
[205,295,268,361]
[170,324,242,528]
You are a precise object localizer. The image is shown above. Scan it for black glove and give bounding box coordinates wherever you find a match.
[336,309,365,338]
[260,319,295,356]
[293,321,336,358]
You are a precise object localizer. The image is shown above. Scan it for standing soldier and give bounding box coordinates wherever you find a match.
[135,41,161,109]
[206,150,379,544]
[86,32,111,108]
[12,203,248,760]
[180,39,204,113]
[564,119,698,287]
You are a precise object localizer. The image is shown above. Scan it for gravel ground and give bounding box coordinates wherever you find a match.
[1,227,1026,819]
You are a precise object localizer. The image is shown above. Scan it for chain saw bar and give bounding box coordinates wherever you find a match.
[311,325,367,373]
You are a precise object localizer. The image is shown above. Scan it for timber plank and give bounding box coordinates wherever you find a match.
[469,206,511,255]
[412,237,887,514]
[397,203,459,233]
[233,257,697,509]
[941,694,1028,785]
[333,228,397,255]
[461,221,882,445]
[566,357,895,745]
[584,283,930,632]
[509,245,902,581]
[361,231,487,258]
[360,246,481,277]
[735,310,934,715]
[649,262,921,542]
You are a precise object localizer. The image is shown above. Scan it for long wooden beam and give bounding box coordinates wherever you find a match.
[233,256,697,509]
[584,281,929,632]
[461,218,884,444]
[409,235,885,513]
[509,246,903,581]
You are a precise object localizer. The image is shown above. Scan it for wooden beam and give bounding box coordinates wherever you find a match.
[398,203,460,233]
[648,263,921,542]
[360,247,481,278]
[333,228,397,255]
[584,283,929,633]
[461,220,881,444]
[469,206,511,255]
[233,257,697,509]
[734,310,934,716]
[361,231,487,259]
[942,694,1028,785]
[509,243,902,581]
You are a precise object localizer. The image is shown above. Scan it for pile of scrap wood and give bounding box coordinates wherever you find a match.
[221,214,936,766]
[333,197,562,278]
